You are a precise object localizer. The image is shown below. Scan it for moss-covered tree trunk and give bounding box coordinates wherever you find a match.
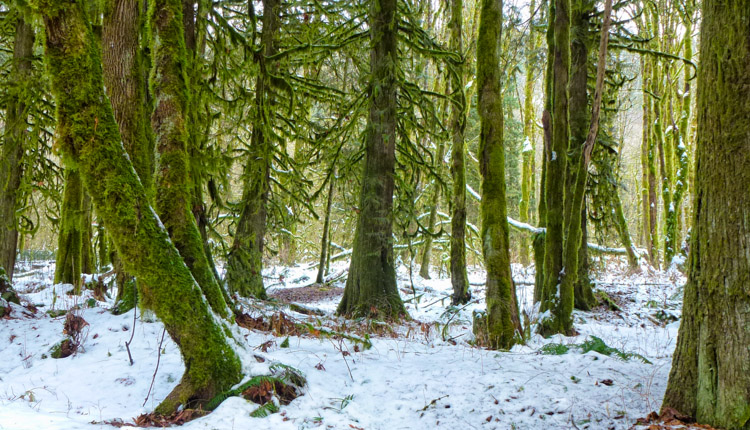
[102,0,155,311]
[419,140,444,280]
[564,0,595,311]
[539,0,571,335]
[337,0,406,319]
[448,0,470,305]
[519,0,539,267]
[55,168,84,290]
[0,14,33,280]
[662,2,750,427]
[150,0,229,317]
[476,0,521,349]
[225,0,279,300]
[611,186,639,269]
[316,174,335,284]
[34,0,242,413]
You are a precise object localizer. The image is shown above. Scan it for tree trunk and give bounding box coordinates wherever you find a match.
[225,0,279,300]
[539,0,571,335]
[316,174,335,284]
[150,0,229,317]
[55,169,84,291]
[519,0,539,267]
[34,0,242,413]
[476,0,521,349]
[449,0,470,305]
[337,0,406,319]
[662,3,750,428]
[0,15,33,280]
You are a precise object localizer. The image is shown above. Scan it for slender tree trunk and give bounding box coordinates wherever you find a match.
[662,3,750,427]
[225,0,279,300]
[519,0,539,267]
[34,0,242,413]
[449,0,470,305]
[316,174,335,284]
[419,139,444,280]
[337,0,405,319]
[150,0,229,317]
[611,186,639,269]
[0,15,33,280]
[476,0,521,349]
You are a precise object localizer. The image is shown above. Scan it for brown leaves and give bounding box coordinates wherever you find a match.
[635,407,720,429]
[132,409,208,427]
[242,379,298,405]
[63,312,88,337]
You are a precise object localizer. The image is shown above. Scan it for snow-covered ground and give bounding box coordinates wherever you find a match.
[0,258,685,429]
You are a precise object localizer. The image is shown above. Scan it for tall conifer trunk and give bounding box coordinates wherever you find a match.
[225,0,279,300]
[337,0,406,319]
[662,2,750,427]
[33,0,241,413]
[0,15,33,280]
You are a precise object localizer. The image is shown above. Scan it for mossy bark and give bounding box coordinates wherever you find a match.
[611,186,639,269]
[150,0,229,317]
[33,0,242,413]
[337,0,406,319]
[476,0,521,349]
[539,0,571,336]
[225,0,280,300]
[55,168,84,291]
[0,14,34,281]
[448,0,470,305]
[662,3,750,428]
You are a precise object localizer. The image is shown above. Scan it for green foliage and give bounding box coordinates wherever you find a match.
[250,401,280,418]
[538,336,651,363]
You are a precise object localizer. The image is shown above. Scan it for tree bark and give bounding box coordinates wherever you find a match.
[662,2,750,428]
[316,174,335,284]
[0,15,33,280]
[449,0,470,305]
[150,0,229,317]
[55,169,84,291]
[476,0,521,349]
[337,0,406,319]
[33,0,242,413]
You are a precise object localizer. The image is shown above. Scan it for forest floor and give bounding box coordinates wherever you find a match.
[0,257,690,429]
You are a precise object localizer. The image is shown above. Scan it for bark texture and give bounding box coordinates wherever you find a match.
[662,3,750,428]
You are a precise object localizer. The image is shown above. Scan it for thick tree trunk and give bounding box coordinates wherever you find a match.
[102,0,154,311]
[225,0,279,300]
[476,0,521,349]
[337,0,405,319]
[448,0,470,305]
[0,15,33,280]
[55,169,84,291]
[150,0,229,317]
[34,0,242,413]
[662,3,750,428]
